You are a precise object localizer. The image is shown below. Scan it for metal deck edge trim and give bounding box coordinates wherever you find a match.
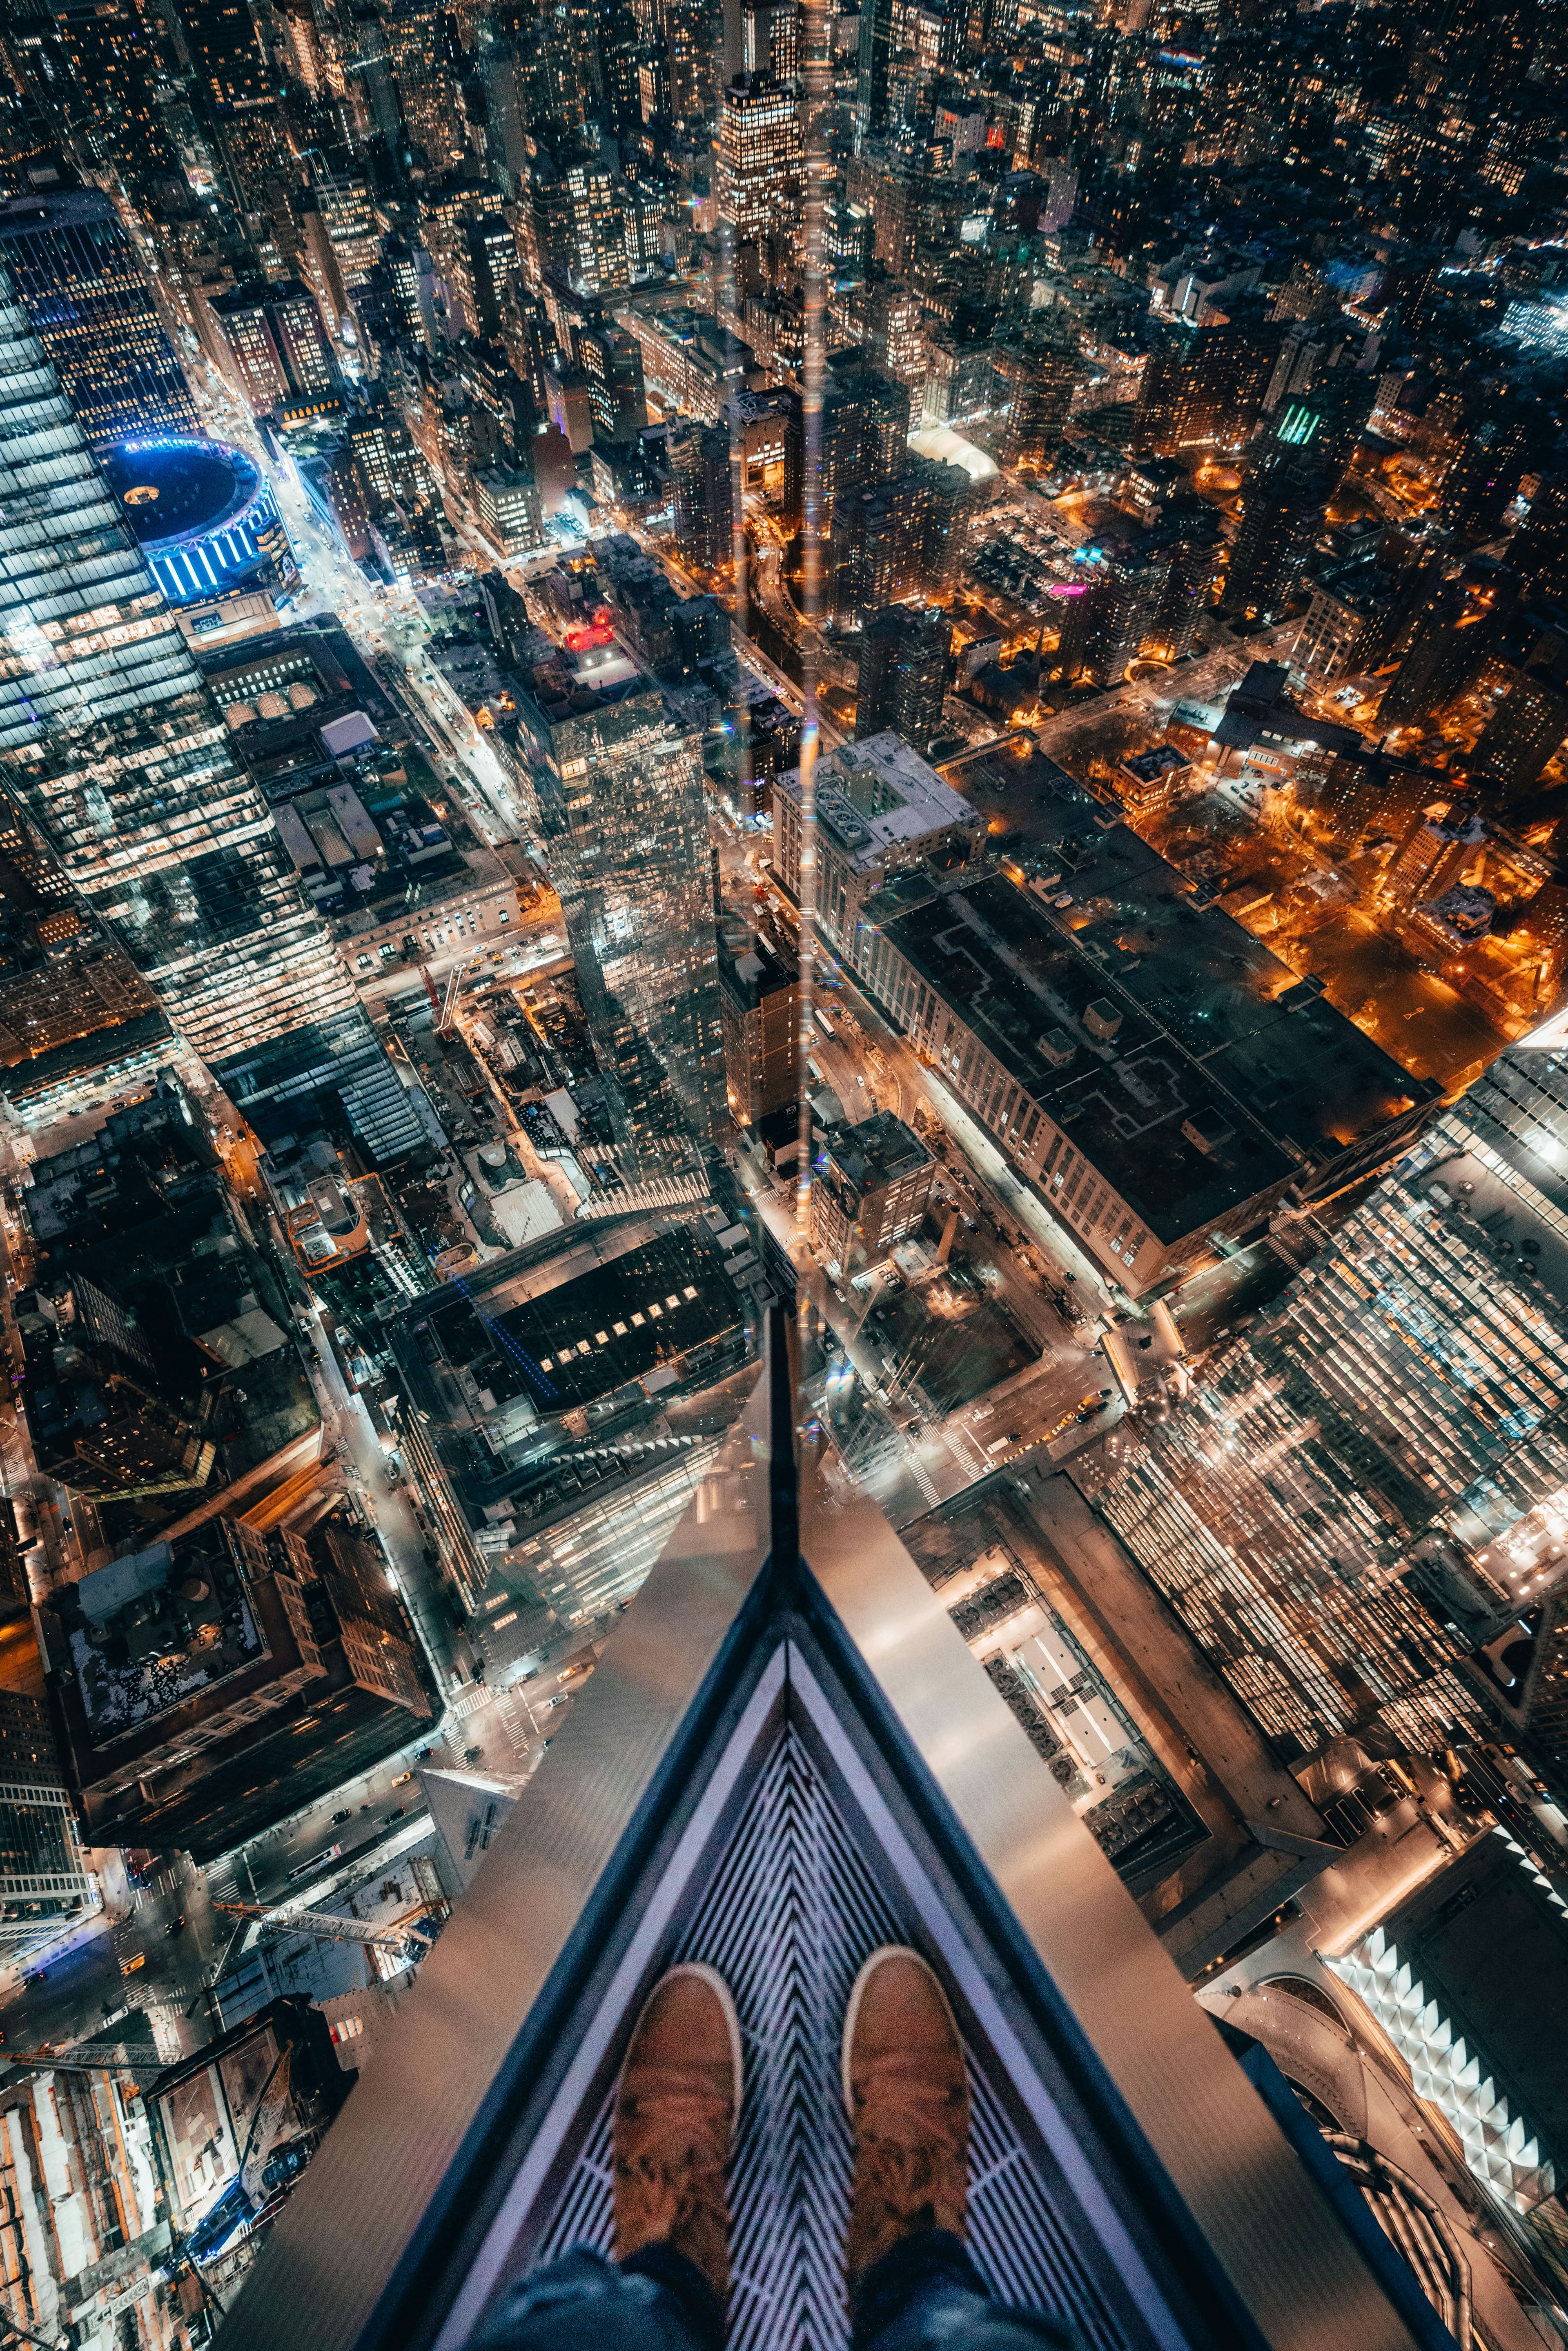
[428,1647,793,2351]
[218,1360,777,2351]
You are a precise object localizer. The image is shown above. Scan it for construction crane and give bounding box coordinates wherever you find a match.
[0,2039,168,2080]
[212,1899,419,1958]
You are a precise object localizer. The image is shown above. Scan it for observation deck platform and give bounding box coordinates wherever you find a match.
[220,1317,1448,2351]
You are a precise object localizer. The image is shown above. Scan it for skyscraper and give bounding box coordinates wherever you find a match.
[1441,399,1548,542]
[0,272,421,1165]
[384,0,470,165]
[993,321,1080,470]
[1471,673,1568,801]
[209,277,341,416]
[1132,316,1281,455]
[671,421,735,573]
[826,473,932,623]
[717,73,803,245]
[1511,475,1568,607]
[666,0,725,129]
[1055,542,1173,684]
[855,0,897,137]
[527,141,630,297]
[717,930,798,1126]
[0,1692,94,1960]
[855,601,951,752]
[576,323,647,443]
[535,689,725,1166]
[784,357,909,543]
[178,0,295,218]
[0,189,198,454]
[45,0,179,188]
[1223,447,1330,620]
[179,0,274,113]
[1377,582,1476,729]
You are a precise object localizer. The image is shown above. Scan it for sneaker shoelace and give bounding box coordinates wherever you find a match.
[617,2064,732,2230]
[852,2051,967,2219]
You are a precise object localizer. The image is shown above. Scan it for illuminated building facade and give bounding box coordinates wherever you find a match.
[0,272,420,1165]
[0,1691,94,1959]
[1055,542,1174,683]
[855,600,951,753]
[209,276,340,416]
[717,73,803,243]
[717,930,798,1126]
[104,436,296,607]
[670,421,735,572]
[385,0,468,164]
[1222,448,1330,620]
[1080,1038,1568,1781]
[811,1109,933,1275]
[1132,318,1281,454]
[0,190,197,455]
[529,146,630,298]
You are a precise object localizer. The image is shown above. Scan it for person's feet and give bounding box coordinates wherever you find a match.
[613,1963,742,2304]
[842,1946,970,2285]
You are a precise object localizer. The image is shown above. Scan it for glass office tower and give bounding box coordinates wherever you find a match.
[537,687,726,1171]
[1082,1034,1568,1774]
[0,276,420,1163]
[0,188,198,454]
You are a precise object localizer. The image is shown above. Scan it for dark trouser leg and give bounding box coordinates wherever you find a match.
[471,2244,726,2351]
[852,2228,1084,2351]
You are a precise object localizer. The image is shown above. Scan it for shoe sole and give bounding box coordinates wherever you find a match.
[626,1962,745,2148]
[840,1945,958,2116]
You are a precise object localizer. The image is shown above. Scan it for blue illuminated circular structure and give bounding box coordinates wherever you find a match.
[105,435,298,606]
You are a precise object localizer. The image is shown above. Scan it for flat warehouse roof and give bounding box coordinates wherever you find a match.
[883,881,1295,1240]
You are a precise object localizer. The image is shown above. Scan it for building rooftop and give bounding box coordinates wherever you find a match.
[1211,660,1362,759]
[777,732,981,873]
[386,1210,760,1544]
[67,1538,263,1747]
[881,878,1297,1243]
[907,423,998,480]
[826,1109,931,1194]
[104,437,264,551]
[718,929,797,1005]
[952,748,1432,1177]
[0,1007,172,1107]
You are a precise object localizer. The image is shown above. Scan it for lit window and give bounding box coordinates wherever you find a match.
[492,1610,518,1629]
[595,1330,609,1344]
[684,1285,697,1298]
[540,1357,554,1371]
[631,1312,645,1326]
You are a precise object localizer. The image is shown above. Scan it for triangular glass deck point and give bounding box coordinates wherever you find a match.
[219,1318,1441,2351]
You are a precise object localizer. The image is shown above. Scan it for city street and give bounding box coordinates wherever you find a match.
[185,368,532,848]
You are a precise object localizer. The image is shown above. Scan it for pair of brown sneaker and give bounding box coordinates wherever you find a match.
[613,1945,971,2310]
